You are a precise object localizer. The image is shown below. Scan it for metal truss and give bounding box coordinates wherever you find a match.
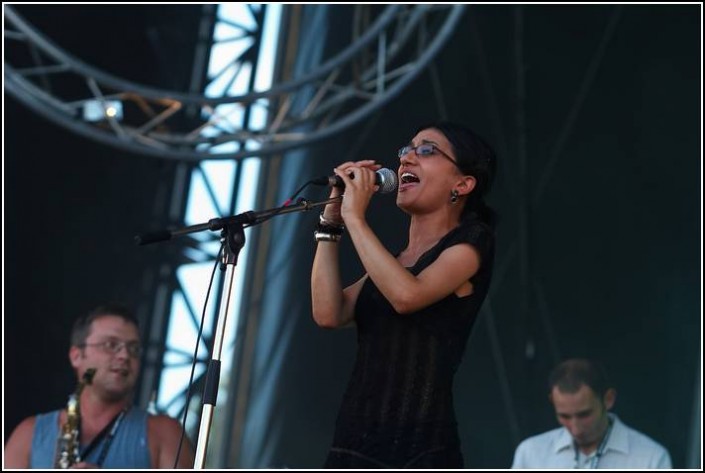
[4,4,466,162]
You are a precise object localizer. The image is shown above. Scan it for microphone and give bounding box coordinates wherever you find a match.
[312,167,398,194]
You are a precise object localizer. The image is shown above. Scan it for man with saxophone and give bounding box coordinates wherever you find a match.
[4,304,195,468]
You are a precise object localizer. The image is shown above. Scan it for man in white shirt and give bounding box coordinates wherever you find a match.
[511,359,672,469]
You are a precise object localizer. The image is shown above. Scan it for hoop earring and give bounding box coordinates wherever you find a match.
[450,190,459,204]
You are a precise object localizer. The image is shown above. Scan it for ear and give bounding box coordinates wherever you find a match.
[603,388,616,410]
[455,175,477,196]
[69,346,83,370]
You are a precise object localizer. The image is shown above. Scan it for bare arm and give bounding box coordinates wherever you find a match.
[4,416,35,468]
[311,240,368,328]
[346,218,480,313]
[311,160,379,328]
[148,415,195,469]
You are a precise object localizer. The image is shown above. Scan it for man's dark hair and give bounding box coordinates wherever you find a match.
[70,304,139,346]
[548,358,612,399]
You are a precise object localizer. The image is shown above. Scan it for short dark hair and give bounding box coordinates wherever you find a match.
[548,358,612,399]
[418,122,496,196]
[70,304,139,346]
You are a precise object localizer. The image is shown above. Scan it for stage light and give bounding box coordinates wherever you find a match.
[83,99,123,122]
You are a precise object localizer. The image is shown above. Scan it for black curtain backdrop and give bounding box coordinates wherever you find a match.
[4,5,701,469]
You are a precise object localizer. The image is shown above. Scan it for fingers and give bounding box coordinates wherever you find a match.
[334,160,380,175]
[325,160,379,219]
[333,166,376,188]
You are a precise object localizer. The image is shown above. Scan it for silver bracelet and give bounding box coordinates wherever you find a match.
[314,230,342,242]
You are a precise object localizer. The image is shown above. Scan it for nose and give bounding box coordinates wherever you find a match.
[399,148,415,165]
[566,419,583,437]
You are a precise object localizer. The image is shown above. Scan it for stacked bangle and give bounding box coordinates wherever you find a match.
[319,213,344,230]
[315,213,345,242]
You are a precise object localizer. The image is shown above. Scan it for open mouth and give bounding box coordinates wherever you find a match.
[110,367,129,377]
[399,172,420,190]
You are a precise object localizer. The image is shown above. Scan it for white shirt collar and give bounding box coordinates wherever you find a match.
[553,413,629,455]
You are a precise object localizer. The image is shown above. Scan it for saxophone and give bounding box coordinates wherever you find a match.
[54,368,96,469]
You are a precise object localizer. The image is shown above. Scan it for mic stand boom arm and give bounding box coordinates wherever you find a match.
[135,195,342,246]
[134,195,342,469]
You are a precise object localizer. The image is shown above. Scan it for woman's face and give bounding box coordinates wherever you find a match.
[396,128,461,213]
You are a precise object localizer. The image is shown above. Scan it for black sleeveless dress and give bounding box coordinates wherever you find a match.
[324,218,495,469]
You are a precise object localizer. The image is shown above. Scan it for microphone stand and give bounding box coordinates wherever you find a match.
[135,195,341,469]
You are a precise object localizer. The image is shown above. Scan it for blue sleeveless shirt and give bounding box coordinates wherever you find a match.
[30,406,152,468]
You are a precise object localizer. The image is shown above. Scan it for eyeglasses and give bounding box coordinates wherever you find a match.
[398,143,461,170]
[81,339,142,358]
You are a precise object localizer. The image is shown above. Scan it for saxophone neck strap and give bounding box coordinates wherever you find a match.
[79,407,128,466]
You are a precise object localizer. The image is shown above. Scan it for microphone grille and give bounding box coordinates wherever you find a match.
[377,168,398,194]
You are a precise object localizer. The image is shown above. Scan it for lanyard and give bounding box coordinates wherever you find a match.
[79,408,127,467]
[573,417,613,469]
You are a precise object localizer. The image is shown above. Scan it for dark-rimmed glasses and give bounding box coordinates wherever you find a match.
[398,143,461,170]
[81,339,142,358]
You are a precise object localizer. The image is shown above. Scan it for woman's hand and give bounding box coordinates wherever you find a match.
[325,160,380,224]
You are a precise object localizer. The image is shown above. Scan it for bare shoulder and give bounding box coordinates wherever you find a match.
[147,414,186,439]
[4,416,37,468]
[9,415,36,436]
[147,414,195,468]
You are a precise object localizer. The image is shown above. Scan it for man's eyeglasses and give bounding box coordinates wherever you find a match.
[397,143,461,170]
[81,340,142,358]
